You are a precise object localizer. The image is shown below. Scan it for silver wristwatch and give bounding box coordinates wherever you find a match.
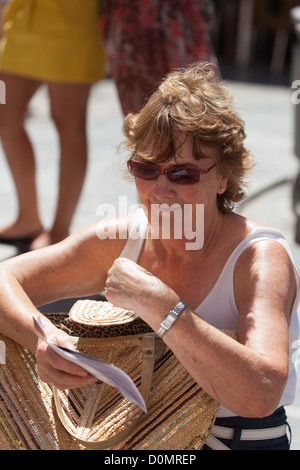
[156,301,187,338]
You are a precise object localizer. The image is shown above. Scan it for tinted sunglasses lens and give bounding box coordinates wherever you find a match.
[128,161,158,180]
[168,168,200,185]
[128,160,201,184]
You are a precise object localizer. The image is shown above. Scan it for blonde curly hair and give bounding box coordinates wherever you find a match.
[122,62,254,212]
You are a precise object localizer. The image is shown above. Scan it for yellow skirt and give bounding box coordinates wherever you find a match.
[0,0,105,83]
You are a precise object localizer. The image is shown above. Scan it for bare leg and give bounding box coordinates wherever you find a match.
[30,82,91,249]
[0,73,43,239]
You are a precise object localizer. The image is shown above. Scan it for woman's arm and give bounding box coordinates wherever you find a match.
[0,217,129,387]
[105,240,296,418]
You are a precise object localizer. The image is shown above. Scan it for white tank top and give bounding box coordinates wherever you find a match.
[119,209,300,417]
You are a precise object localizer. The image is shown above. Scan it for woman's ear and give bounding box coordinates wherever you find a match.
[217,175,228,194]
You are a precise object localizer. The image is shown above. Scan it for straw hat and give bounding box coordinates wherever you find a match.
[0,300,235,450]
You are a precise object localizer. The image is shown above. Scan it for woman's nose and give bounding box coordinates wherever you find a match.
[153,174,177,199]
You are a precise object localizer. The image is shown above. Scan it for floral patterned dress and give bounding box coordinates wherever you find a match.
[101,0,216,114]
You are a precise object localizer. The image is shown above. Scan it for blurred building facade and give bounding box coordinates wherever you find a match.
[212,0,300,85]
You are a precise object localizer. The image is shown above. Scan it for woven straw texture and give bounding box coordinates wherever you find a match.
[0,301,235,450]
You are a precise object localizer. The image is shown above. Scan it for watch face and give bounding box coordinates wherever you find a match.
[157,302,187,337]
[163,315,176,329]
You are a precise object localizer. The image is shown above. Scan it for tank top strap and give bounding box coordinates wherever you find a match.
[196,226,299,320]
[223,227,298,280]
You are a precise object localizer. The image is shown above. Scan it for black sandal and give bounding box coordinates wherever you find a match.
[0,228,44,248]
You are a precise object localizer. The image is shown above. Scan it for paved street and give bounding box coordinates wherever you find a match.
[0,77,300,449]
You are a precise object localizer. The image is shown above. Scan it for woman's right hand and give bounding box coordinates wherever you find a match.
[35,325,97,390]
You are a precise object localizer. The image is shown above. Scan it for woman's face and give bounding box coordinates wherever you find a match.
[133,132,228,248]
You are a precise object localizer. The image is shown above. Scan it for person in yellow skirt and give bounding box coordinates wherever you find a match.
[0,0,105,250]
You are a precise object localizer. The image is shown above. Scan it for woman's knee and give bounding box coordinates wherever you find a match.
[0,110,24,135]
[49,83,90,135]
[50,100,87,136]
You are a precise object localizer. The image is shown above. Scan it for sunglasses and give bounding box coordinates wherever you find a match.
[127,159,217,185]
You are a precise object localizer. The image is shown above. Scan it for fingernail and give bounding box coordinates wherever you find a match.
[77,370,88,377]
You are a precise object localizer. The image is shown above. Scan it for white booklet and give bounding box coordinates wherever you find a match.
[33,316,147,412]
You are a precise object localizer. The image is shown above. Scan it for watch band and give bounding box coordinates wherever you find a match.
[156,301,187,338]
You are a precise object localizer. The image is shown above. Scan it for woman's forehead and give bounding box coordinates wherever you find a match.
[137,130,217,161]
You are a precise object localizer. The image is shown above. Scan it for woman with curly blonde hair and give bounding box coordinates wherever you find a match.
[0,63,298,450]
[123,62,254,213]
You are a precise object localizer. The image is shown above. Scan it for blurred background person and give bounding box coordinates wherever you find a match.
[0,0,105,251]
[101,0,217,115]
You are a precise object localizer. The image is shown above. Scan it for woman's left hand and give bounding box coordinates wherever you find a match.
[104,258,180,325]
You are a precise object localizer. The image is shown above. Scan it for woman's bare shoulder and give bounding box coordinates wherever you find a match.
[66,213,137,262]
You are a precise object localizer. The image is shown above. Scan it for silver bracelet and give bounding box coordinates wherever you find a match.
[156,301,187,338]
